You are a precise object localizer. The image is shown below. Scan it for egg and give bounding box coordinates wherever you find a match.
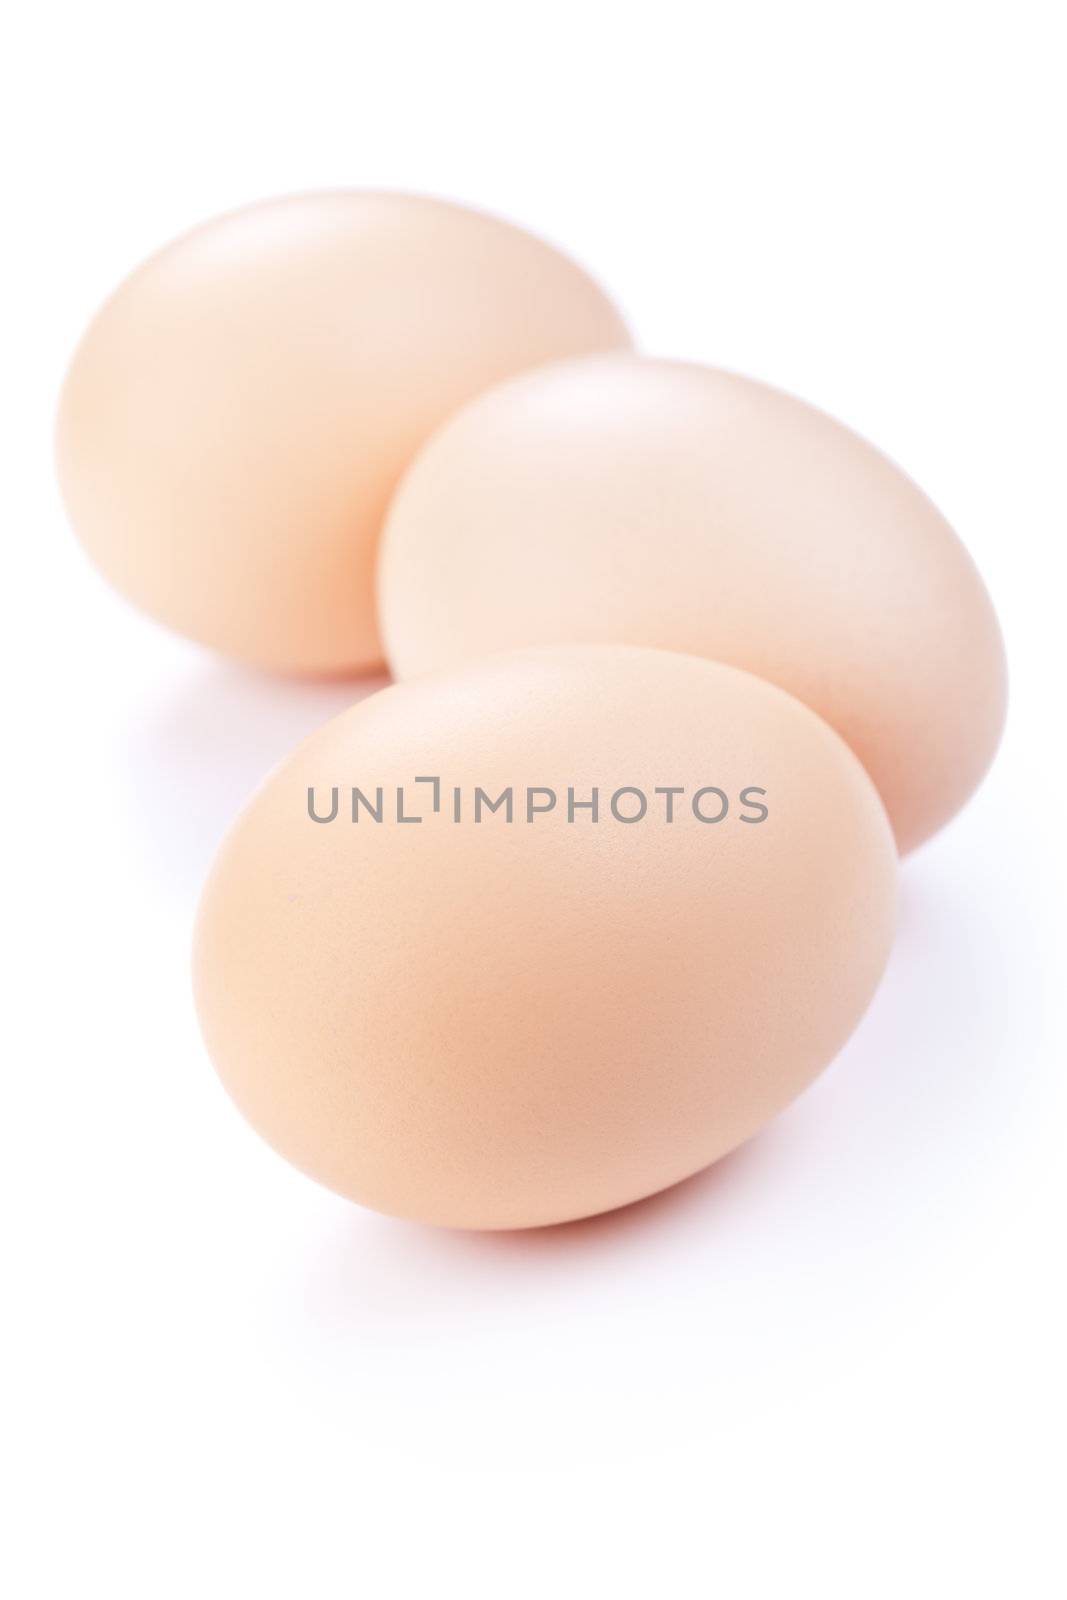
[378,354,1007,853]
[193,645,897,1229]
[55,192,629,675]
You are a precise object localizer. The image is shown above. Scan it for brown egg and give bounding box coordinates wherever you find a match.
[55,193,629,675]
[193,645,896,1229]
[378,354,1007,853]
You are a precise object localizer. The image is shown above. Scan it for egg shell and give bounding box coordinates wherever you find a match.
[193,645,897,1229]
[55,192,629,675]
[378,354,1007,852]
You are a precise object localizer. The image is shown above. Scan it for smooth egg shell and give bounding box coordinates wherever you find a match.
[56,193,630,675]
[378,354,1007,852]
[193,645,897,1229]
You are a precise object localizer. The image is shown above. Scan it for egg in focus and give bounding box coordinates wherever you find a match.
[193,645,897,1229]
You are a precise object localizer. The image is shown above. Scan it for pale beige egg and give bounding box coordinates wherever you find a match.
[378,354,1007,853]
[193,645,896,1230]
[55,193,629,675]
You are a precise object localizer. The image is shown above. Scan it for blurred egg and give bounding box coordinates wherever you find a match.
[55,192,629,675]
[193,645,897,1229]
[379,354,1007,852]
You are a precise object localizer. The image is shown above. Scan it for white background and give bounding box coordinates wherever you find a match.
[4,4,1065,1595]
